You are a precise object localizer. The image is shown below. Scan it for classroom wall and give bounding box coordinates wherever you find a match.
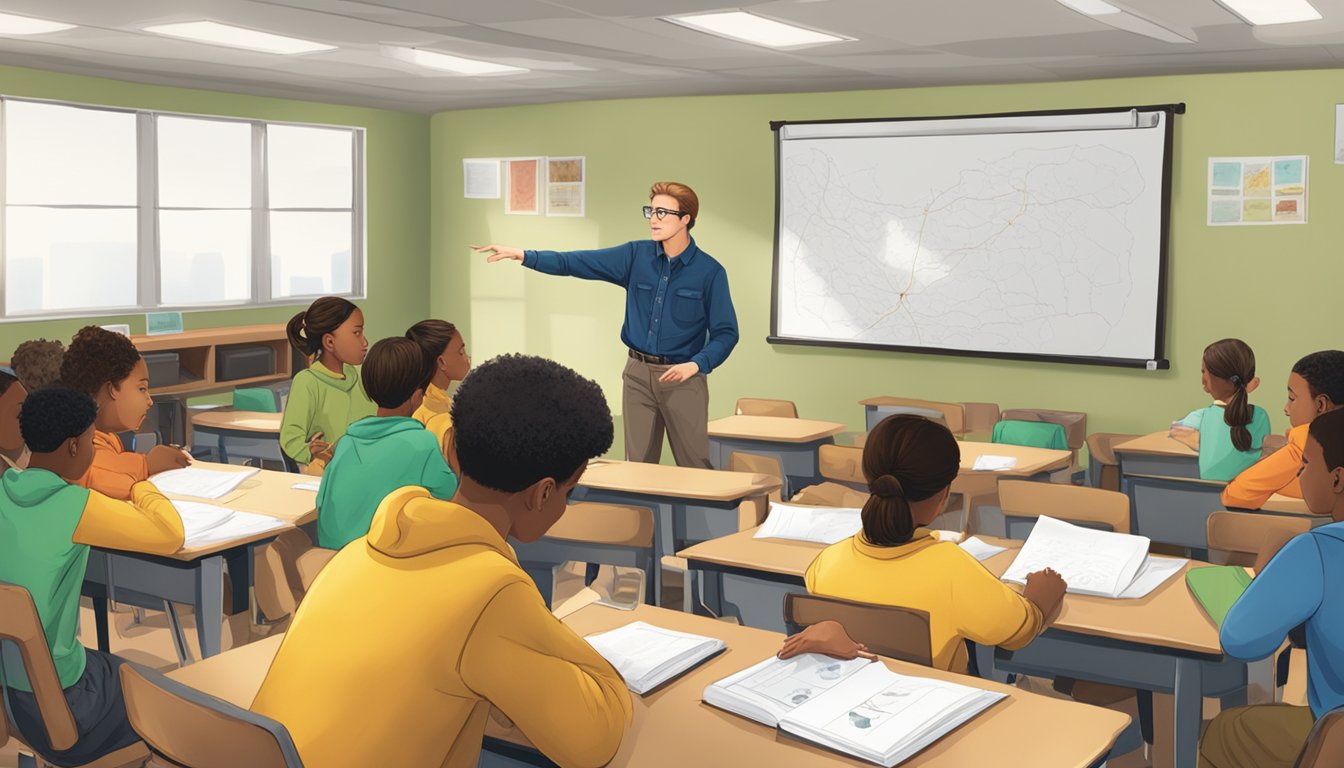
[0,64,431,354]
[430,68,1344,457]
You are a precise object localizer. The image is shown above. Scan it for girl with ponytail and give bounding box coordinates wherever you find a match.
[279,297,376,469]
[803,414,1066,672]
[1171,338,1271,481]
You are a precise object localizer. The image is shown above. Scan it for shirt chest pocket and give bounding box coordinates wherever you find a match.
[671,287,705,324]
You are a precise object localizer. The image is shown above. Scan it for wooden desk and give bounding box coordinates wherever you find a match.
[1114,431,1199,479]
[134,324,293,398]
[192,410,283,434]
[167,604,1128,768]
[190,408,288,469]
[680,530,1269,768]
[818,442,1071,488]
[859,397,966,435]
[708,415,847,497]
[575,460,781,606]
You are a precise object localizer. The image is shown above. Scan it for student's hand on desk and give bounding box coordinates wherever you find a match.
[658,362,700,384]
[471,244,524,263]
[147,444,191,474]
[1168,426,1200,451]
[308,432,334,463]
[778,620,878,662]
[1023,568,1068,624]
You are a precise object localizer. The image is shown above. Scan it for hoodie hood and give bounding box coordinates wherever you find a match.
[366,486,516,563]
[307,363,362,394]
[345,416,424,441]
[2,467,82,508]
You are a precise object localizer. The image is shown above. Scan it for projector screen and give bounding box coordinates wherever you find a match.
[769,105,1179,369]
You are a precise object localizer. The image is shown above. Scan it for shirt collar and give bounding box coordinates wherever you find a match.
[656,235,698,268]
[850,528,940,560]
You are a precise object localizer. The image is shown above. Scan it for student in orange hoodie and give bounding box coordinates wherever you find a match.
[59,326,190,499]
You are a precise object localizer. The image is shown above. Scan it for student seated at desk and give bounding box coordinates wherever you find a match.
[1200,408,1344,768]
[0,388,183,765]
[0,366,28,470]
[405,317,471,450]
[1222,350,1344,510]
[1171,339,1270,481]
[315,336,458,550]
[805,414,1068,672]
[251,354,631,768]
[60,326,191,498]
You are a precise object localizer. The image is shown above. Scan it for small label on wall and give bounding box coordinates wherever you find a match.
[146,311,184,336]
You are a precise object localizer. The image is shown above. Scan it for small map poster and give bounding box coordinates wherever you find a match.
[505,158,540,215]
[1208,156,1307,226]
[546,156,585,217]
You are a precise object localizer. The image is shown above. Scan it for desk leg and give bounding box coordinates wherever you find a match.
[226,548,251,615]
[92,596,110,653]
[652,502,678,608]
[1173,657,1203,768]
[195,555,225,659]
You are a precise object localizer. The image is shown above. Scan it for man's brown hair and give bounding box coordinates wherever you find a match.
[649,182,699,230]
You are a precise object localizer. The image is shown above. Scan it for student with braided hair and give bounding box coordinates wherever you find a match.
[802,414,1067,672]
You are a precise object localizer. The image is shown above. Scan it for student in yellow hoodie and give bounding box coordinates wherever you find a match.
[806,414,1068,672]
[252,354,631,768]
[405,318,471,450]
[0,388,183,765]
[280,296,376,469]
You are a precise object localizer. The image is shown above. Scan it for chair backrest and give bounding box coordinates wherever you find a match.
[735,398,799,418]
[545,502,655,548]
[872,398,963,435]
[1084,433,1140,493]
[120,663,304,768]
[1206,511,1313,567]
[232,389,281,413]
[790,482,870,508]
[960,402,1001,435]
[783,593,933,666]
[1000,408,1087,452]
[1262,433,1289,458]
[0,584,78,752]
[992,420,1068,451]
[1296,706,1344,767]
[729,452,784,503]
[817,444,866,489]
[998,480,1130,536]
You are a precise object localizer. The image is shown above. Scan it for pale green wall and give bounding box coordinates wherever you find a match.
[431,69,1344,457]
[0,65,430,354]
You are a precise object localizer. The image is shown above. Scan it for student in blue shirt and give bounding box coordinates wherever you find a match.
[1199,407,1344,768]
[472,181,738,469]
[1170,338,1271,481]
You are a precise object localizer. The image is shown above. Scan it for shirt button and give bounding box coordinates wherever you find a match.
[662,276,668,282]
[656,298,662,303]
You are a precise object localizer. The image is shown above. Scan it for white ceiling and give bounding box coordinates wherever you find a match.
[1,0,1342,113]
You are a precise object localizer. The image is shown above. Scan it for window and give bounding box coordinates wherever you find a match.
[0,97,364,319]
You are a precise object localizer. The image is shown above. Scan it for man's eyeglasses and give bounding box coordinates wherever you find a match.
[642,205,686,221]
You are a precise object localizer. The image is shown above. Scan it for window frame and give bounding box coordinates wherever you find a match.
[0,94,366,322]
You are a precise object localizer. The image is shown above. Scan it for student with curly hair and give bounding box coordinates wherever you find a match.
[253,354,631,768]
[280,296,376,469]
[11,338,65,391]
[0,388,182,766]
[60,326,190,499]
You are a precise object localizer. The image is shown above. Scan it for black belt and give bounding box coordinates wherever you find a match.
[628,348,672,365]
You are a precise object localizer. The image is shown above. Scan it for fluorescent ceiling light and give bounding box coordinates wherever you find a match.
[143,21,334,54]
[1213,0,1321,25]
[384,46,528,75]
[1056,0,1121,15]
[0,11,75,35]
[664,11,852,49]
[1055,0,1196,43]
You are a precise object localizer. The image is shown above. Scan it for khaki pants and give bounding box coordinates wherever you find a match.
[1199,703,1315,768]
[622,356,711,468]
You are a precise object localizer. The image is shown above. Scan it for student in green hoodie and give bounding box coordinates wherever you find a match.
[0,388,183,765]
[315,336,459,549]
[280,296,377,469]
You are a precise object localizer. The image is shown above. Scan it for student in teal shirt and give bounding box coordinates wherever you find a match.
[316,336,458,549]
[1172,338,1270,481]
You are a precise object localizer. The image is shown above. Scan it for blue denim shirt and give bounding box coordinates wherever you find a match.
[522,237,739,374]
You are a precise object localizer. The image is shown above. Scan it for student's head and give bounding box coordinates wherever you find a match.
[1202,338,1258,452]
[0,368,27,453]
[11,338,65,391]
[860,415,961,546]
[362,337,432,414]
[286,297,366,366]
[449,354,613,542]
[20,388,98,481]
[60,326,151,433]
[648,181,699,241]
[405,319,470,389]
[1286,350,1344,427]
[1303,409,1344,521]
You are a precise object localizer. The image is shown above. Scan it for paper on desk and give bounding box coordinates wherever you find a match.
[152,466,259,500]
[176,500,287,549]
[958,536,1008,561]
[1116,556,1189,599]
[291,480,321,492]
[972,455,1018,471]
[934,530,963,543]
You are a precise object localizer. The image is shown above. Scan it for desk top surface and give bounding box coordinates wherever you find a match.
[1114,431,1198,457]
[168,603,1127,768]
[708,415,848,442]
[580,459,782,502]
[190,409,284,433]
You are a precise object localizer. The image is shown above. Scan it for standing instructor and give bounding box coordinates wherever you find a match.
[473,181,738,469]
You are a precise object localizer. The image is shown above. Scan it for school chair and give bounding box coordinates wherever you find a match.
[815,444,865,492]
[782,593,933,667]
[863,397,963,435]
[515,502,656,609]
[253,532,337,627]
[1000,408,1087,482]
[1206,511,1312,567]
[811,444,973,529]
[1262,432,1289,458]
[728,452,784,503]
[734,398,798,418]
[0,584,150,768]
[1085,432,1140,492]
[1296,705,1344,768]
[959,402,1001,440]
[789,482,869,507]
[997,480,1130,539]
[119,664,303,768]
[1127,472,1227,557]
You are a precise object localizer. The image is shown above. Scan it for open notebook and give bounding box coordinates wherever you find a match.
[704,654,1005,767]
[175,500,287,549]
[755,502,863,545]
[1000,515,1187,599]
[151,466,259,500]
[584,621,725,695]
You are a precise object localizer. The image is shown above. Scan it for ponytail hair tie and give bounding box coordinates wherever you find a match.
[1230,374,1244,388]
[869,474,905,499]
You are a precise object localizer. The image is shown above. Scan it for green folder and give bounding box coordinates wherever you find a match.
[1186,566,1253,628]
